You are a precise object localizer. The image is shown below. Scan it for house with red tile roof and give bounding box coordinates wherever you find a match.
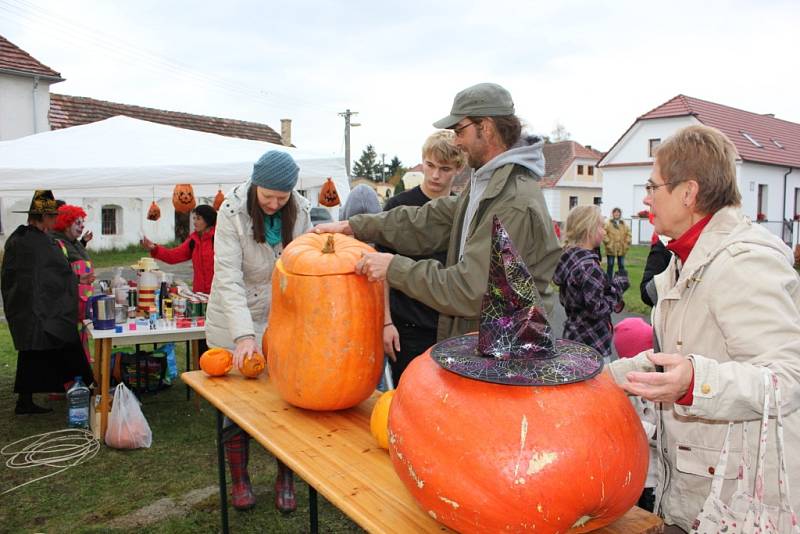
[598,95,800,245]
[539,140,605,223]
[0,35,64,140]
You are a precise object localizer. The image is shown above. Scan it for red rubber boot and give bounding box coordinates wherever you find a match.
[274,459,296,513]
[225,433,256,510]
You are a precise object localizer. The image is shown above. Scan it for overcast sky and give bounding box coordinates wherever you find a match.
[1,0,797,170]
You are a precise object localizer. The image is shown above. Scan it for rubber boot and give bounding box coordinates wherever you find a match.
[225,432,256,510]
[274,459,296,513]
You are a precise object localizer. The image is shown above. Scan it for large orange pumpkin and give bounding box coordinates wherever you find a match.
[265,233,383,410]
[199,348,233,377]
[172,184,196,213]
[239,352,266,378]
[389,354,649,533]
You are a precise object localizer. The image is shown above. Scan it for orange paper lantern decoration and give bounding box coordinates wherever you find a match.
[388,355,649,533]
[199,348,233,377]
[239,352,266,378]
[265,233,383,410]
[172,184,196,213]
[213,189,225,211]
[318,177,341,207]
[146,201,161,221]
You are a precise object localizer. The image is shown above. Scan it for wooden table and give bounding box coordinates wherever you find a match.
[88,323,206,441]
[182,370,664,534]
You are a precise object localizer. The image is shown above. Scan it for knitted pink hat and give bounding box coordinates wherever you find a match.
[613,318,653,359]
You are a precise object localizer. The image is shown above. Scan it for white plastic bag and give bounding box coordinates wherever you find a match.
[105,383,152,449]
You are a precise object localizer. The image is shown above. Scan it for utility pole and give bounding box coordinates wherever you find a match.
[381,153,386,182]
[338,109,360,179]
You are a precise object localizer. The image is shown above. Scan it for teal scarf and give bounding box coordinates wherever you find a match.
[263,213,282,247]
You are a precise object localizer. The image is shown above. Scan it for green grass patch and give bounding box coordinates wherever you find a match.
[0,323,362,533]
[90,242,180,270]
[619,245,651,316]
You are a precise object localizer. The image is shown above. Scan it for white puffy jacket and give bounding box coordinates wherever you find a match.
[205,182,311,349]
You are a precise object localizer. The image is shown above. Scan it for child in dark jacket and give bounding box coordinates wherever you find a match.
[553,205,629,358]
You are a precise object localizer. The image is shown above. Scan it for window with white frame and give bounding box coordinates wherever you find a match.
[648,139,661,157]
[101,205,122,235]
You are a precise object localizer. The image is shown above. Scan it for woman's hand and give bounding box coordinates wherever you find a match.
[312,221,353,235]
[81,231,93,244]
[383,324,400,362]
[140,236,156,251]
[622,352,695,403]
[355,252,394,282]
[233,336,258,370]
[79,272,96,285]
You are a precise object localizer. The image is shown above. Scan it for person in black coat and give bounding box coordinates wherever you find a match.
[640,236,673,307]
[2,190,94,414]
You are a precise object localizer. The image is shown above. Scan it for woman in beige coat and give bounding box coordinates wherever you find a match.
[206,150,311,513]
[609,125,800,532]
[603,207,631,279]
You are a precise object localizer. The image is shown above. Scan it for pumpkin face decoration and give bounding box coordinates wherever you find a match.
[239,352,266,378]
[265,233,383,410]
[318,177,341,207]
[370,389,394,450]
[199,348,233,377]
[147,201,161,221]
[172,184,196,213]
[212,189,225,211]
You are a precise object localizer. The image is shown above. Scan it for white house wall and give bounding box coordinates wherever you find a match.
[607,116,698,163]
[601,166,651,219]
[0,74,52,140]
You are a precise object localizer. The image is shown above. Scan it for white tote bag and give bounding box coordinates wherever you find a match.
[691,369,800,534]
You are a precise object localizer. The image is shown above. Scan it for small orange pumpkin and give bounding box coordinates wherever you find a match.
[146,201,161,221]
[318,177,341,207]
[239,352,266,378]
[172,184,196,213]
[370,390,395,450]
[213,189,225,211]
[199,348,233,376]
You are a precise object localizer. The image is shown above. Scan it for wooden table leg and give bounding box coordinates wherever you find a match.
[92,339,102,385]
[185,340,191,401]
[191,339,201,411]
[216,409,230,534]
[100,338,112,443]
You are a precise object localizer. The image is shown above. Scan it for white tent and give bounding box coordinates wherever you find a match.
[0,116,348,248]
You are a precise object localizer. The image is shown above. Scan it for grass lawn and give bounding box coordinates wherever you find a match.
[0,323,363,533]
[90,242,180,270]
[619,245,651,316]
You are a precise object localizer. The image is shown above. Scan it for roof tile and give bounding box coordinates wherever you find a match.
[0,35,62,79]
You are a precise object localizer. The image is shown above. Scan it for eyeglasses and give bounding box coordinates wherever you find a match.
[453,121,477,137]
[645,180,684,195]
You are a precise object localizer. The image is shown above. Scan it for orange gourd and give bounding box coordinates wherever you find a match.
[370,390,395,450]
[172,184,196,213]
[389,354,649,533]
[239,352,266,378]
[265,233,383,410]
[199,348,233,377]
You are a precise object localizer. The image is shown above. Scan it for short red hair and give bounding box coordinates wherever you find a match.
[53,205,87,232]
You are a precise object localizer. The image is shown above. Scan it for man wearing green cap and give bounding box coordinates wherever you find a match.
[315,82,561,342]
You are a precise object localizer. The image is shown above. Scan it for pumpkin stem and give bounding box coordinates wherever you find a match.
[321,235,336,254]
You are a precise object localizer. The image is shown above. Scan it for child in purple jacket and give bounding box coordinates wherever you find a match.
[553,205,629,358]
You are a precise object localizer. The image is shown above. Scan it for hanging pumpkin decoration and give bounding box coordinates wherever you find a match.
[264,233,383,410]
[370,389,395,450]
[146,201,161,221]
[172,184,196,213]
[199,347,233,377]
[318,177,341,207]
[213,189,225,211]
[387,217,649,533]
[239,352,266,378]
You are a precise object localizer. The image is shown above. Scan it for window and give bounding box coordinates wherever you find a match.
[593,197,602,206]
[588,165,594,176]
[771,139,785,149]
[569,196,578,209]
[741,132,763,148]
[757,184,768,219]
[577,165,584,175]
[648,138,661,157]
[101,205,121,235]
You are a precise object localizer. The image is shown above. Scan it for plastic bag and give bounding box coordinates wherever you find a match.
[318,177,341,207]
[155,343,178,383]
[105,383,153,449]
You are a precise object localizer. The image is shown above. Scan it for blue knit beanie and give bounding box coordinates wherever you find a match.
[251,150,299,191]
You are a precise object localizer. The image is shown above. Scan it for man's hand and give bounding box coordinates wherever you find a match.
[621,352,694,403]
[312,221,353,235]
[383,324,400,362]
[140,236,156,251]
[233,336,258,370]
[355,253,394,282]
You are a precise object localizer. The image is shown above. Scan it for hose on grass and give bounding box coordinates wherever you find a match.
[1,428,100,496]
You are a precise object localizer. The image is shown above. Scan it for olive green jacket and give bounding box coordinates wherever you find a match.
[350,163,561,342]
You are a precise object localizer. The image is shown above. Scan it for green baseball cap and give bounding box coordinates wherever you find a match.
[433,83,515,129]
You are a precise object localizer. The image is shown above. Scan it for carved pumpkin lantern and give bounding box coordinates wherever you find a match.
[213,189,225,211]
[318,177,341,207]
[387,218,649,533]
[146,201,161,221]
[172,184,196,213]
[199,348,233,377]
[264,233,383,410]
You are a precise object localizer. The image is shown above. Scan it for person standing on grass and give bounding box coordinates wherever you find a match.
[552,205,629,359]
[603,207,631,280]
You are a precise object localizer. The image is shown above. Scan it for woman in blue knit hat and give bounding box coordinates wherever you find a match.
[205,150,312,512]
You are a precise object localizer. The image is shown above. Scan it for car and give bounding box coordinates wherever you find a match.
[310,206,333,225]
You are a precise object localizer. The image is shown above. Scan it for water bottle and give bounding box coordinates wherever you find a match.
[67,376,91,429]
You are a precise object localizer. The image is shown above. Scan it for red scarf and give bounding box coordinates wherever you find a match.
[666,214,713,263]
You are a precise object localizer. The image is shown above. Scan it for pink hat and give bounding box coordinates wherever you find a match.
[613,318,653,359]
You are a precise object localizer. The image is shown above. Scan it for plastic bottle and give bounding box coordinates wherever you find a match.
[67,376,91,429]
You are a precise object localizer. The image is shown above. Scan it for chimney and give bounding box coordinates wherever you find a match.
[280,119,292,146]
[585,144,592,150]
[763,113,775,118]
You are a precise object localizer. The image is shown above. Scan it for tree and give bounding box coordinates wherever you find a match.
[550,122,571,142]
[388,156,403,176]
[393,178,406,195]
[352,144,382,180]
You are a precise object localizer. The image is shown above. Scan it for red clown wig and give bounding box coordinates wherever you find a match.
[53,205,87,232]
